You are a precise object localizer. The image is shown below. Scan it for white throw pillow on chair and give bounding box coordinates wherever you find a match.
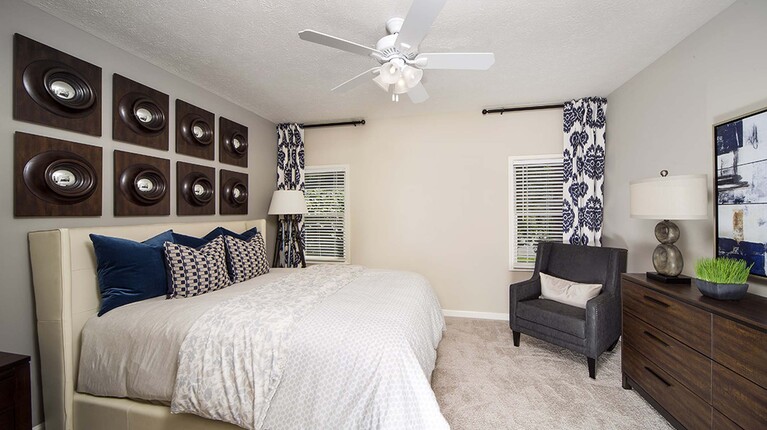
[539,272,602,309]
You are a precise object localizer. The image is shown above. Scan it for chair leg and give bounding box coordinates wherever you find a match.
[512,330,520,347]
[588,357,596,379]
[607,338,619,352]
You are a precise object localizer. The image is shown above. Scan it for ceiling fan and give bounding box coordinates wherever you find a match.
[298,0,495,103]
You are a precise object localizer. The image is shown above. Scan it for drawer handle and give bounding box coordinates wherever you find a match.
[643,330,669,348]
[643,295,670,308]
[644,366,672,387]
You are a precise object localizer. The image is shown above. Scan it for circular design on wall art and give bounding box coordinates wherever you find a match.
[119,164,167,205]
[223,178,248,207]
[224,131,248,157]
[23,150,98,204]
[22,61,97,117]
[118,92,167,135]
[181,173,214,206]
[180,114,213,146]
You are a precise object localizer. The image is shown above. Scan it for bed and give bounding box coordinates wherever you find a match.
[29,219,447,430]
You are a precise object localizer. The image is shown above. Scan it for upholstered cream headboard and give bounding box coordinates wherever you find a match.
[28,219,267,430]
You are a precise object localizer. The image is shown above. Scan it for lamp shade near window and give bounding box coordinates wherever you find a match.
[268,190,307,215]
[630,174,708,220]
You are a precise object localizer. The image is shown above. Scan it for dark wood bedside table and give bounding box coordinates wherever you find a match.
[0,352,31,430]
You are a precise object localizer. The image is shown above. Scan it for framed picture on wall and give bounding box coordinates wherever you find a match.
[714,106,767,278]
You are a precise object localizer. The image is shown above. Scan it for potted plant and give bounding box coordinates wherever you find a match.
[694,258,752,300]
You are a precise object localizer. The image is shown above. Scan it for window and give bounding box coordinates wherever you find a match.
[304,165,349,263]
[509,155,563,270]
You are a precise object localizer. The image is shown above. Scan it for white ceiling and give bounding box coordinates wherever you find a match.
[25,0,734,123]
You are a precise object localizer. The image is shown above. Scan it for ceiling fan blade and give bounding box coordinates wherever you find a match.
[299,30,381,56]
[407,83,429,104]
[395,0,447,52]
[416,53,495,70]
[331,68,379,93]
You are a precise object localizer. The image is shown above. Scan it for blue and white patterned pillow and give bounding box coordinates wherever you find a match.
[223,232,270,283]
[164,235,231,298]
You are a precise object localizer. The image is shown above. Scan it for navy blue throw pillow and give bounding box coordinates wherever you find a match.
[90,230,174,316]
[172,226,259,248]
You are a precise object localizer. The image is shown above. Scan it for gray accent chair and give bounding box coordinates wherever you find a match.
[509,242,628,379]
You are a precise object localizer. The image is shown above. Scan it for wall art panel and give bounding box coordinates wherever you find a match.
[14,132,102,217]
[219,117,248,167]
[176,99,214,160]
[177,161,215,216]
[220,169,248,215]
[113,74,169,150]
[114,150,170,216]
[13,33,102,136]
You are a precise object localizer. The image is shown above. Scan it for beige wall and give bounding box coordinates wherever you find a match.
[604,0,767,296]
[0,1,276,425]
[305,109,563,315]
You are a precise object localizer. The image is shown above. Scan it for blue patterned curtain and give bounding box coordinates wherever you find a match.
[563,97,606,246]
[276,123,305,267]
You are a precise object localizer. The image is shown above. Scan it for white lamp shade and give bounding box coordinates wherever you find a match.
[268,190,307,215]
[630,174,708,220]
[379,60,402,85]
[401,65,423,88]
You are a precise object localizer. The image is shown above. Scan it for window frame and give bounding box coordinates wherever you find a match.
[508,154,564,271]
[303,164,350,264]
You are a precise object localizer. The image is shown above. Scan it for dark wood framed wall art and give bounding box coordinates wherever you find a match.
[177,162,216,216]
[11,33,254,219]
[219,117,248,167]
[13,33,102,136]
[113,74,169,150]
[14,132,102,217]
[114,151,171,216]
[176,99,215,160]
[220,169,249,215]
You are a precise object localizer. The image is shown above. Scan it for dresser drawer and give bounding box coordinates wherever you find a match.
[0,408,14,430]
[623,344,711,430]
[0,376,13,408]
[623,280,711,355]
[713,410,743,430]
[623,312,711,402]
[713,362,767,430]
[713,315,767,389]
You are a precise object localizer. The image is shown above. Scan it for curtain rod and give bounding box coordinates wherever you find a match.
[482,104,563,115]
[302,119,366,129]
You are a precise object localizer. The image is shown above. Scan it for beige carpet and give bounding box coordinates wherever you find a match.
[432,317,673,430]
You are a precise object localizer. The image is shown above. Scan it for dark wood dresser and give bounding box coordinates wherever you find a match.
[0,352,31,430]
[621,274,767,430]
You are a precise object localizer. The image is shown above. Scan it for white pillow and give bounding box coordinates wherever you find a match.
[539,272,603,309]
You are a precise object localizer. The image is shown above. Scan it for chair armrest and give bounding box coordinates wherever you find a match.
[509,275,542,327]
[585,292,621,357]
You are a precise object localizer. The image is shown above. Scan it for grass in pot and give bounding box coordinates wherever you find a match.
[694,258,752,300]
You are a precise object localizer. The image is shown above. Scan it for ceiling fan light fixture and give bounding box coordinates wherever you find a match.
[372,75,390,92]
[401,65,423,88]
[379,59,405,85]
[393,78,409,95]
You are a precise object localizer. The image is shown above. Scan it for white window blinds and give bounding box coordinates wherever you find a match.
[304,166,349,263]
[509,156,564,270]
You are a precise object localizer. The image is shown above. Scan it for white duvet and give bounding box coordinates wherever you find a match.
[78,266,448,429]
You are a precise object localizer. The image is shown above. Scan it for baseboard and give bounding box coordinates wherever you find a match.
[33,423,45,430]
[442,309,509,321]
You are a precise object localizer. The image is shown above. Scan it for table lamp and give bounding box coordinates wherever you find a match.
[630,171,707,283]
[268,190,308,268]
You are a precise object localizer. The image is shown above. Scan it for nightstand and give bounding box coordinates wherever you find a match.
[0,352,31,430]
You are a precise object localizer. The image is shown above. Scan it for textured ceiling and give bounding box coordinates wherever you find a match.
[24,0,734,123]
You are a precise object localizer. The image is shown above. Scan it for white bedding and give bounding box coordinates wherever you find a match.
[78,266,447,429]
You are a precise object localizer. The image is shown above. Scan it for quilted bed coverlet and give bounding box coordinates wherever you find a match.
[79,265,447,429]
